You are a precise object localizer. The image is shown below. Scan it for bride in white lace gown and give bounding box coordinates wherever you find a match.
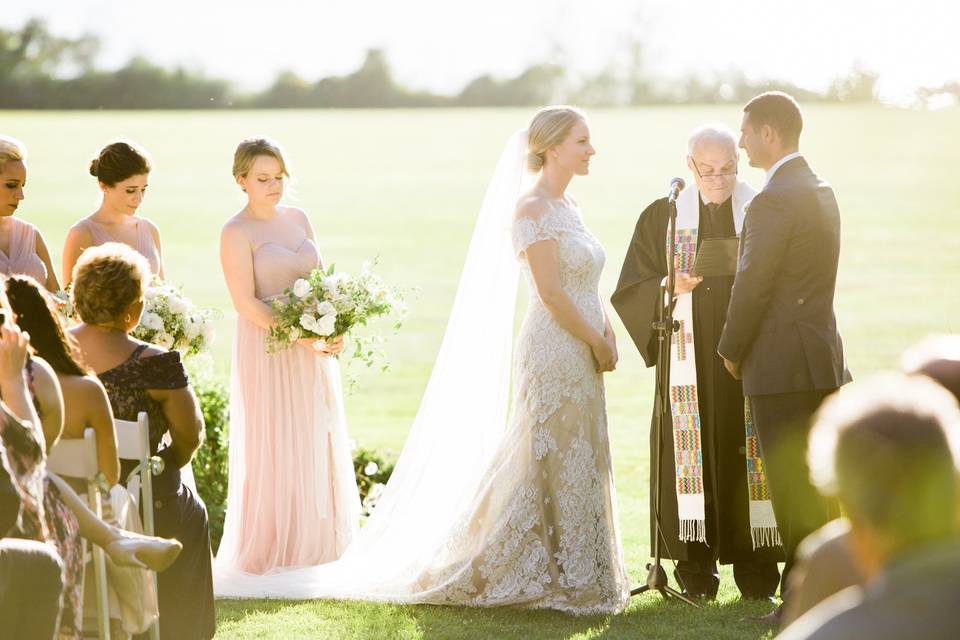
[215,107,629,615]
[404,107,629,613]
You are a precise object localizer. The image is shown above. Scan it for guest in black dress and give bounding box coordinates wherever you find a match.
[69,242,215,640]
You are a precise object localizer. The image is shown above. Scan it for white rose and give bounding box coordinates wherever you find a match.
[167,297,188,317]
[183,318,200,340]
[315,301,337,317]
[299,313,319,333]
[363,461,379,476]
[200,320,215,344]
[321,276,338,293]
[144,288,160,301]
[155,332,175,350]
[141,311,164,331]
[292,278,311,299]
[315,313,336,337]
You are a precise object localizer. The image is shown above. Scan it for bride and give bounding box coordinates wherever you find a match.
[215,106,630,614]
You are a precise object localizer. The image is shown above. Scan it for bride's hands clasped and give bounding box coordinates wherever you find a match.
[591,330,618,373]
[297,334,345,357]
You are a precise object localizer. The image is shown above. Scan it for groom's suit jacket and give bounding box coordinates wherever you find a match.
[718,156,851,397]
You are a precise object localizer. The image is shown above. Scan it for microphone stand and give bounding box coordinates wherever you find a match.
[630,188,701,608]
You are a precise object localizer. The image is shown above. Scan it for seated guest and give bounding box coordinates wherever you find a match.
[0,136,61,291]
[69,243,214,640]
[781,335,960,628]
[6,275,120,485]
[7,274,160,637]
[0,277,179,639]
[1,413,64,640]
[62,141,164,287]
[778,374,960,640]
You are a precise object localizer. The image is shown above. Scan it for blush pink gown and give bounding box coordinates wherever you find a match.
[0,217,48,283]
[214,233,360,585]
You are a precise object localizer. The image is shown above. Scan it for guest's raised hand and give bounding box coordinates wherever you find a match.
[0,323,30,382]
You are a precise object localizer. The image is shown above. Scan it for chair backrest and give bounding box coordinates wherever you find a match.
[46,427,98,479]
[114,412,156,537]
[115,412,151,461]
[46,428,112,639]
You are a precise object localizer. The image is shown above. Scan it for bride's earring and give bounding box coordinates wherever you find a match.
[124,314,132,324]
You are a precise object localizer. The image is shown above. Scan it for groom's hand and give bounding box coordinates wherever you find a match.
[722,356,741,380]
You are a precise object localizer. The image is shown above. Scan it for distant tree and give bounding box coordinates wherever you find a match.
[827,65,879,102]
[254,70,313,108]
[457,64,563,106]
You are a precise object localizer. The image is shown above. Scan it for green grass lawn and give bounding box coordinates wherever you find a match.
[2,106,957,639]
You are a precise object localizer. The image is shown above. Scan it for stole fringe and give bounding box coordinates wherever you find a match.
[678,518,707,544]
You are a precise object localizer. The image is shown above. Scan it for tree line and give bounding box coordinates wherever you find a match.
[1,19,951,109]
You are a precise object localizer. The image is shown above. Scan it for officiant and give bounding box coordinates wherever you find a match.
[611,124,782,601]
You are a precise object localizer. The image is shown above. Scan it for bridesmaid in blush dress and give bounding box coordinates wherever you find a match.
[213,138,359,589]
[62,140,164,286]
[0,136,61,291]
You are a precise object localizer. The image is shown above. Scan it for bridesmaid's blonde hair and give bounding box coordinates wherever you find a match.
[232,137,290,179]
[526,106,586,173]
[0,135,26,171]
[72,243,150,326]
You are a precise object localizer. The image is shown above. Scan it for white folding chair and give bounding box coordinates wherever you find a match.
[47,428,111,640]
[115,411,163,640]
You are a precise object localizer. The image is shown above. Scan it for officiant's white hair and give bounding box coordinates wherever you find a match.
[687,124,737,156]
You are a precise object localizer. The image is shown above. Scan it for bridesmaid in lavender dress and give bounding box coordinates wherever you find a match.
[0,136,61,291]
[213,138,359,586]
[62,140,164,286]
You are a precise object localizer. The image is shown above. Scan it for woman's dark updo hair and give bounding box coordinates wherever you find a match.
[89,141,151,187]
[5,275,87,377]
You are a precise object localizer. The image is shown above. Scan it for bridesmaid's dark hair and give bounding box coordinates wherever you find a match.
[6,275,88,377]
[89,141,151,187]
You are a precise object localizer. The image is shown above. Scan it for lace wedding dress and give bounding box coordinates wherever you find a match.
[402,200,630,613]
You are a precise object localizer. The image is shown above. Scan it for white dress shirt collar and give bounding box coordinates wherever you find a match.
[765,151,803,185]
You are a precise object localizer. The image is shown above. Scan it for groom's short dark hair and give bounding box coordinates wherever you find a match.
[744,91,803,147]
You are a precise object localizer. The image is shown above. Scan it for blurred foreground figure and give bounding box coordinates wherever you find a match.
[778,373,960,640]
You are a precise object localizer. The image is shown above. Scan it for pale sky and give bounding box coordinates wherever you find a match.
[4,0,958,104]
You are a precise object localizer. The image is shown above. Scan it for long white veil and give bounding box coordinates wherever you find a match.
[214,128,531,598]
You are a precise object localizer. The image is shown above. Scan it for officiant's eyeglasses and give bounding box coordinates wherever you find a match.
[690,158,737,181]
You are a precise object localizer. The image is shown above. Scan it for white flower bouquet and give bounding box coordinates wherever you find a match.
[266,261,405,369]
[132,280,219,357]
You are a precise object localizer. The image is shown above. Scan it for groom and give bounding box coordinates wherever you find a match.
[718,92,851,614]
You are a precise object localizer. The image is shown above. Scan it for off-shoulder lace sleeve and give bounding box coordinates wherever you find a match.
[512,210,563,257]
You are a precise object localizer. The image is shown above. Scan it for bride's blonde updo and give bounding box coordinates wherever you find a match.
[526,106,586,173]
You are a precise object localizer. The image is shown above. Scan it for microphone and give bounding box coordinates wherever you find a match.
[667,177,685,203]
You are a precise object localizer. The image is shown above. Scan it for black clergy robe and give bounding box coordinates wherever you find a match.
[611,194,782,596]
